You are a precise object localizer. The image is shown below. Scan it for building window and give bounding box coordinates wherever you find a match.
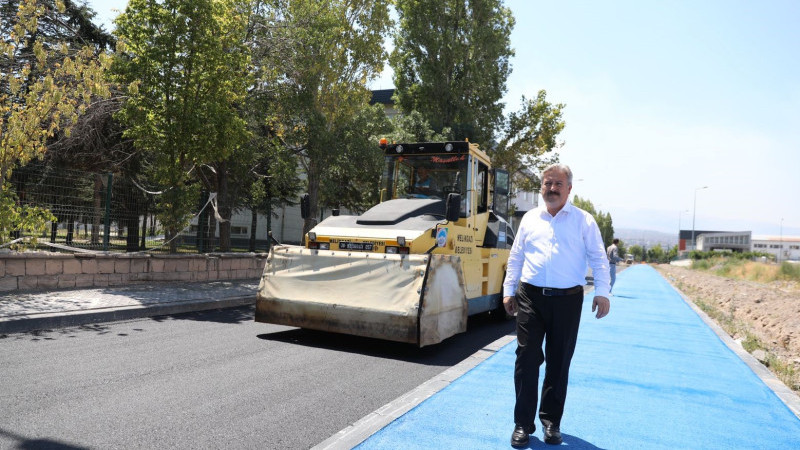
[231,226,248,235]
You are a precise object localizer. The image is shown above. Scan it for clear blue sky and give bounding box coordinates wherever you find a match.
[89,0,800,237]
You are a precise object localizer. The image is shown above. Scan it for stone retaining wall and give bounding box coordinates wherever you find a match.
[0,252,269,292]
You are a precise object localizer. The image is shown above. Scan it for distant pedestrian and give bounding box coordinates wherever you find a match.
[607,238,622,294]
[503,163,611,447]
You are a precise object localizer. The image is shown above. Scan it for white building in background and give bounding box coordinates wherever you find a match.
[689,230,800,262]
[751,235,800,262]
[510,188,538,231]
[696,231,752,253]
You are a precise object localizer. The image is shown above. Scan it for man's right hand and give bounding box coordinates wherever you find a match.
[503,296,517,316]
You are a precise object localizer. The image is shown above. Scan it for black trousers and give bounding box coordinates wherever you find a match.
[513,282,584,428]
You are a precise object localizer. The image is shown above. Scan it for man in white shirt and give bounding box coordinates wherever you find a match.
[503,163,610,447]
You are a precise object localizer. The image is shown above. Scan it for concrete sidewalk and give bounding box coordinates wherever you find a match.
[0,279,259,334]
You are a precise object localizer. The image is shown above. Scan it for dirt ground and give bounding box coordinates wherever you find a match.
[655,264,800,385]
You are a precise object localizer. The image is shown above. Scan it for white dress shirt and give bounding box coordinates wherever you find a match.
[503,200,611,298]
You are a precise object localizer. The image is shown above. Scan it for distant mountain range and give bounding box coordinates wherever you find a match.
[615,228,678,249]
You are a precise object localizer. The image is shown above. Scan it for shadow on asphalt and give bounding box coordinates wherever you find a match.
[0,305,257,341]
[561,434,608,450]
[257,311,517,366]
[0,427,89,450]
[151,304,256,324]
[2,307,516,365]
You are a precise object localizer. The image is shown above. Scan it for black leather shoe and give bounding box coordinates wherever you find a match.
[543,423,562,445]
[511,424,535,448]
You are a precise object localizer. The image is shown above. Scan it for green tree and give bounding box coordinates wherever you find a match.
[1,0,110,247]
[386,110,451,143]
[253,0,391,235]
[648,244,666,263]
[617,241,628,260]
[667,244,679,261]
[113,0,251,252]
[492,91,565,193]
[629,244,644,262]
[319,104,392,214]
[241,131,303,251]
[390,0,514,143]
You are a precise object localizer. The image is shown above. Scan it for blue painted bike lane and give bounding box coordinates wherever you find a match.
[356,265,800,449]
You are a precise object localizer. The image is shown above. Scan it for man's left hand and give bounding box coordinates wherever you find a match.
[592,296,610,319]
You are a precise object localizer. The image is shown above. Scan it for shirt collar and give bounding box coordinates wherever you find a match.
[538,199,573,218]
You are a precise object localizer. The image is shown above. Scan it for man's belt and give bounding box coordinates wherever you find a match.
[530,285,584,297]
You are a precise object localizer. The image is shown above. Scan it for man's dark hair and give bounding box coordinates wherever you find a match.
[613,238,619,244]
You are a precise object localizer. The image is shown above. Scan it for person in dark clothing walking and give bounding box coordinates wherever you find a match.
[607,238,622,293]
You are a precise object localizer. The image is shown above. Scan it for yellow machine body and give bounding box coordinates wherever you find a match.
[256,141,514,346]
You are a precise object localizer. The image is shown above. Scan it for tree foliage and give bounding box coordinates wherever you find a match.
[390,0,514,144]
[1,0,110,246]
[386,110,451,143]
[629,244,644,262]
[492,90,565,193]
[318,104,392,214]
[249,0,391,234]
[1,0,111,183]
[113,0,251,252]
[647,244,667,263]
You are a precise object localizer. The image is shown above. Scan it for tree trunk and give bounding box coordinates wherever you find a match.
[249,208,257,252]
[168,227,178,254]
[302,161,321,239]
[66,218,74,246]
[217,162,231,252]
[125,213,139,252]
[140,209,147,250]
[207,212,217,252]
[196,191,209,252]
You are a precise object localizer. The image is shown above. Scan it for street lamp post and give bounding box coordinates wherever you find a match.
[779,218,784,263]
[691,186,708,251]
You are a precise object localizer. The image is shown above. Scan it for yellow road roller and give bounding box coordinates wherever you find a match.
[255,140,514,346]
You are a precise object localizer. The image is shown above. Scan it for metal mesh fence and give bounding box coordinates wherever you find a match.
[7,164,273,254]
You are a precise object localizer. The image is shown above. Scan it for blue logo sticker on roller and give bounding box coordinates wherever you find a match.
[436,227,448,247]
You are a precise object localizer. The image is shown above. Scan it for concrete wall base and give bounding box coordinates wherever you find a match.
[0,252,268,292]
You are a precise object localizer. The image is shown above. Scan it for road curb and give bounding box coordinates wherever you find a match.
[0,296,255,335]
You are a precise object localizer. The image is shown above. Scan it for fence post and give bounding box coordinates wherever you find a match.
[103,173,113,251]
